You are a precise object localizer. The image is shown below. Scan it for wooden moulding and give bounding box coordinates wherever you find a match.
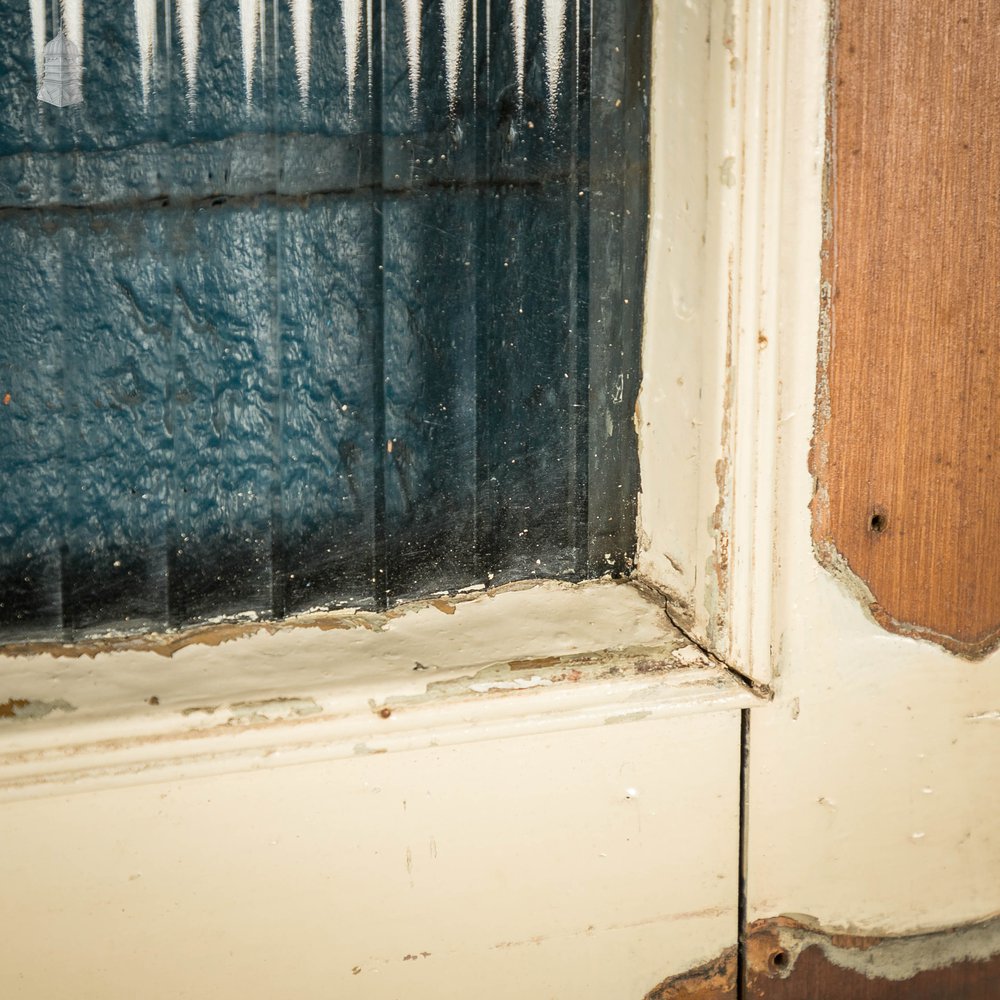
[812,0,1000,657]
[643,913,1000,999]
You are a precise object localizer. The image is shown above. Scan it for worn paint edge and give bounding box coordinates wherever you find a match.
[634,575,774,699]
[0,580,764,801]
[707,0,786,686]
[643,944,737,998]
[645,912,1000,997]
[0,655,757,802]
[0,578,606,660]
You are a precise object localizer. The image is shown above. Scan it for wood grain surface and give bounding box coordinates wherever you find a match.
[746,944,1000,1000]
[644,916,1000,1000]
[743,916,1000,1000]
[813,0,1000,655]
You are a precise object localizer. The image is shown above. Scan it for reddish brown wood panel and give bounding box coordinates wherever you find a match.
[813,0,1000,655]
[645,916,1000,999]
[746,944,1000,1000]
[744,916,1000,1000]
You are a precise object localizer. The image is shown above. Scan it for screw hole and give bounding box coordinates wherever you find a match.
[869,510,887,533]
[769,948,789,972]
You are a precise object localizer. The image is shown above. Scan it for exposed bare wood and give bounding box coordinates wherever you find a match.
[648,914,1000,998]
[813,0,1000,656]
[642,946,736,999]
[744,914,1000,998]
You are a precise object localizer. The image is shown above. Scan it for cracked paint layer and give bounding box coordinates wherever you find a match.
[368,639,712,715]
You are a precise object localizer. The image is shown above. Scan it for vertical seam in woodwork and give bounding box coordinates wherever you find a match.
[473,0,492,585]
[269,37,286,621]
[370,0,387,611]
[737,706,750,999]
[571,0,590,575]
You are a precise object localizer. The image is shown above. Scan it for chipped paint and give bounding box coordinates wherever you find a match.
[671,644,711,668]
[604,710,652,725]
[375,641,727,712]
[178,697,321,722]
[229,697,322,722]
[509,655,560,671]
[966,710,1000,722]
[0,580,760,799]
[643,945,736,998]
[0,620,280,660]
[0,594,478,660]
[710,250,736,647]
[468,676,552,694]
[0,698,75,721]
[0,578,662,661]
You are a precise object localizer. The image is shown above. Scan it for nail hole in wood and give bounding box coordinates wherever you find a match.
[769,948,789,973]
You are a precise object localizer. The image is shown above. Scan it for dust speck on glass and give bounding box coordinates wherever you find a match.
[0,0,649,642]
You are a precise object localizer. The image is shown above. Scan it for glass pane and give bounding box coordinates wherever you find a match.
[0,0,649,641]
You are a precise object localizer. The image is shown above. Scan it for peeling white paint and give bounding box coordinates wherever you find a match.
[30,0,47,88]
[402,0,421,110]
[0,580,755,798]
[441,0,465,113]
[176,0,200,106]
[26,3,586,117]
[7,7,1000,993]
[671,644,709,668]
[511,0,526,107]
[365,0,372,105]
[229,697,323,722]
[0,697,76,721]
[239,0,260,105]
[483,0,490,88]
[257,0,266,85]
[341,0,362,113]
[542,0,565,112]
[604,710,652,725]
[60,0,83,60]
[290,0,312,104]
[468,675,552,693]
[134,0,157,109]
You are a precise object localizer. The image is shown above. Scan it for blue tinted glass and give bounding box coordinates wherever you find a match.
[0,0,648,641]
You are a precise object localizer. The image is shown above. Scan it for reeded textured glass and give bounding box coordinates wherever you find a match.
[0,0,648,641]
